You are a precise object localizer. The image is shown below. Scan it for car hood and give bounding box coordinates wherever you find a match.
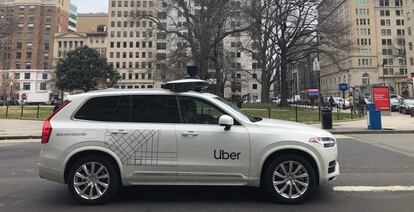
[255,118,333,137]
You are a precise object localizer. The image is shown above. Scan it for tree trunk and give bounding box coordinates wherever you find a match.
[280,53,289,107]
[261,69,271,103]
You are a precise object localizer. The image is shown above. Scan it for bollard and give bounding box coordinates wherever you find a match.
[268,108,271,118]
[295,103,298,122]
[5,104,9,118]
[337,107,340,120]
[21,105,24,119]
[37,105,40,119]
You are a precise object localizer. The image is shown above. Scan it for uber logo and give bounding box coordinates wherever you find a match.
[213,149,241,160]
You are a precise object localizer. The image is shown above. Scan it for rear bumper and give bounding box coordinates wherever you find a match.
[38,163,65,184]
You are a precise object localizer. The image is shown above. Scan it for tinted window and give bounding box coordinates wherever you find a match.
[131,95,180,123]
[74,96,130,122]
[177,96,226,124]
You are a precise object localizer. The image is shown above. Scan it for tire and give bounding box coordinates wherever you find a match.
[263,154,316,204]
[67,155,120,205]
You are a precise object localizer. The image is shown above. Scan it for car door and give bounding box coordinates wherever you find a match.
[175,96,250,184]
[105,95,179,183]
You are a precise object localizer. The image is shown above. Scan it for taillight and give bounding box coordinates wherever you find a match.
[41,101,70,144]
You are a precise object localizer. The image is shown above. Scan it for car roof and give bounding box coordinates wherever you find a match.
[66,88,218,101]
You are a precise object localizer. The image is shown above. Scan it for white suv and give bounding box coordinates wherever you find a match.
[39,80,339,205]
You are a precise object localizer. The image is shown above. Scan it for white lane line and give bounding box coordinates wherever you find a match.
[334,186,414,192]
[334,135,354,139]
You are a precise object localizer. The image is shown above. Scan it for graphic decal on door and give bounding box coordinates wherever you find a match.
[105,129,169,166]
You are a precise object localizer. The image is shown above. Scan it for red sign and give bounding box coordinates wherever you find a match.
[372,86,390,111]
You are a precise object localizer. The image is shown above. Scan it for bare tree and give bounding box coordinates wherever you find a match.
[136,0,249,96]
[243,0,351,105]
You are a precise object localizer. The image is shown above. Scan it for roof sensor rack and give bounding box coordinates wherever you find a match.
[162,79,209,92]
[161,66,209,92]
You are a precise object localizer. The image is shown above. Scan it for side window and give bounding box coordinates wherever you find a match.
[74,96,130,122]
[131,95,180,123]
[177,96,226,124]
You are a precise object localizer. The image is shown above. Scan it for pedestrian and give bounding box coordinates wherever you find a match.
[348,94,354,112]
[329,96,335,109]
[53,99,62,112]
[359,96,366,116]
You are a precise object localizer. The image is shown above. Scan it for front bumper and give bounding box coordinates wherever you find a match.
[320,161,340,187]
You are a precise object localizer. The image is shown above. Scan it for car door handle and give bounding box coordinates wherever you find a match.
[181,131,199,137]
[109,130,128,135]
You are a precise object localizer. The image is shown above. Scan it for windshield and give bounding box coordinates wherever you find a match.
[390,98,399,103]
[404,99,414,104]
[214,97,262,122]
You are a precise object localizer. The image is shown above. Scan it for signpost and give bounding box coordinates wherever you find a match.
[372,86,390,111]
[339,83,349,99]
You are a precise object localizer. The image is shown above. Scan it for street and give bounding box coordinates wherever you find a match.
[1,135,414,212]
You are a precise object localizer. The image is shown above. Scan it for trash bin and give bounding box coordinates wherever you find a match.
[321,107,332,129]
[367,103,382,130]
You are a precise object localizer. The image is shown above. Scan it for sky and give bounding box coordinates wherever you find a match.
[71,0,108,13]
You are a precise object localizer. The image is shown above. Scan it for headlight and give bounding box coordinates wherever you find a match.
[309,137,336,148]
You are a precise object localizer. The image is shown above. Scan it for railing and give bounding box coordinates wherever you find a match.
[0,105,54,120]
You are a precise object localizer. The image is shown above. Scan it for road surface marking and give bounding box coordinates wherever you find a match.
[334,186,414,192]
[334,135,353,139]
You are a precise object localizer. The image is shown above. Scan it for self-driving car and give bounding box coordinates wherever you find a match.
[39,79,339,205]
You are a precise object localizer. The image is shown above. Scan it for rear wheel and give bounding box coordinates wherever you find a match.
[67,155,120,205]
[263,154,316,204]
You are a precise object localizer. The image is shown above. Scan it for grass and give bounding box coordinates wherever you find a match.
[0,105,54,120]
[0,103,362,123]
[241,103,362,123]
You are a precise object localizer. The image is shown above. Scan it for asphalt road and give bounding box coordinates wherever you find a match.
[1,135,414,212]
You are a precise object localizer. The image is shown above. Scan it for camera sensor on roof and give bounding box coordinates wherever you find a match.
[161,66,209,92]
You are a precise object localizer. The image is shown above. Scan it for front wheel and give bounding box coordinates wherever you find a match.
[67,155,120,205]
[263,154,316,204]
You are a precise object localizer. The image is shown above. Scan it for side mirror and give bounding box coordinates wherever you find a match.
[219,115,234,131]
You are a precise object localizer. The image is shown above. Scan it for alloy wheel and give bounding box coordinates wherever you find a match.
[272,161,309,199]
[73,162,110,200]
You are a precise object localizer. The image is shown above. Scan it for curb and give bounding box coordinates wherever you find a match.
[329,130,414,134]
[0,135,41,140]
[1,130,414,140]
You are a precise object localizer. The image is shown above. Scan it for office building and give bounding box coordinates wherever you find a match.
[0,0,70,102]
[319,0,408,98]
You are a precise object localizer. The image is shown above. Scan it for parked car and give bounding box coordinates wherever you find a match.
[390,94,403,102]
[399,99,414,114]
[390,98,401,112]
[39,79,339,205]
[332,97,350,109]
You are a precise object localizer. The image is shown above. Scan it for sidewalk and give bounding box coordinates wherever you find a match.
[0,112,413,140]
[312,112,414,134]
[0,119,42,140]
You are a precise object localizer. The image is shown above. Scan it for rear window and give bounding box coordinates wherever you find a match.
[74,96,130,122]
[74,95,180,123]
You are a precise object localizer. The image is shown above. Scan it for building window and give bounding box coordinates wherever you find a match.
[24,73,30,79]
[379,0,389,6]
[253,84,258,89]
[23,83,30,90]
[42,73,48,79]
[40,83,47,90]
[14,73,20,79]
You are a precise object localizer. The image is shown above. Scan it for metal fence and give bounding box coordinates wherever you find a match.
[0,103,363,123]
[0,105,54,120]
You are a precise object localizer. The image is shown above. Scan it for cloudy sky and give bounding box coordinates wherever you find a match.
[71,0,108,13]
